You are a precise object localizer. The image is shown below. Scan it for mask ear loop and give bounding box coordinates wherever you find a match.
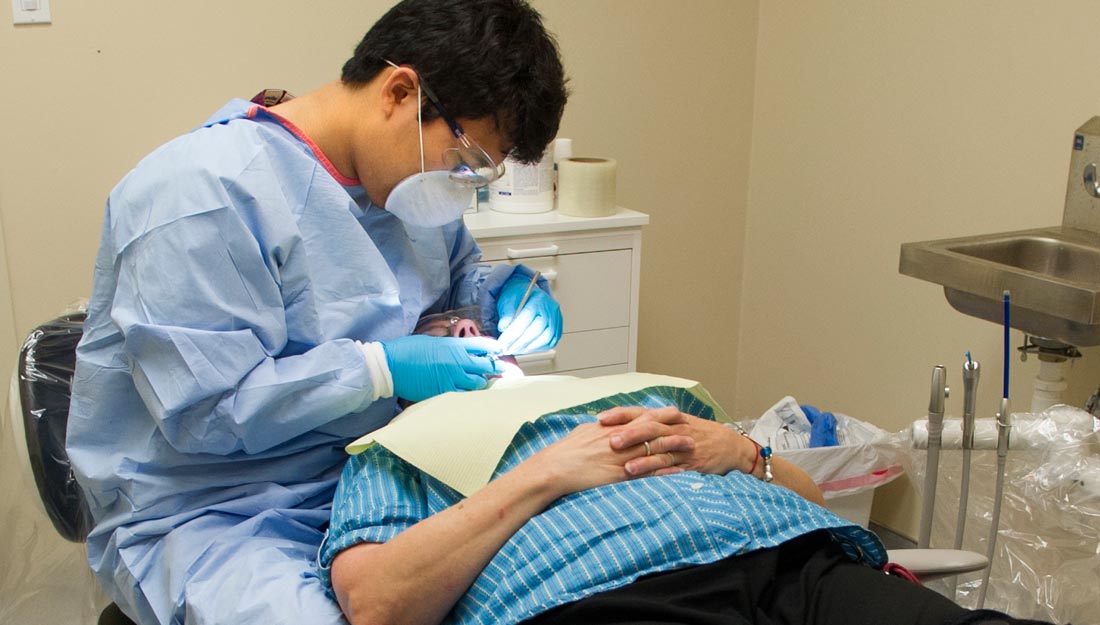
[416,78,425,174]
[383,59,428,175]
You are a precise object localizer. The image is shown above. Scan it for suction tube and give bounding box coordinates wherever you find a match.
[918,364,947,549]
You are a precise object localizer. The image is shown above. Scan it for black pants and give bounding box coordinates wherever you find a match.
[521,531,1055,625]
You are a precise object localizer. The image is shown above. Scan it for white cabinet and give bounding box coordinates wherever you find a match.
[464,207,648,377]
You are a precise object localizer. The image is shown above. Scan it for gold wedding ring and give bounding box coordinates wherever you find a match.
[643,440,652,456]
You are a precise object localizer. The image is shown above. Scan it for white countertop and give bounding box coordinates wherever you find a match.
[463,206,649,238]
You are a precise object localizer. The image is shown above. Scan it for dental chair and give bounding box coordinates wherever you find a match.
[10,314,987,625]
[12,312,136,625]
[888,547,989,584]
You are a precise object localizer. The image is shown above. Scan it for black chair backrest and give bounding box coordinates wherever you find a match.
[17,312,92,542]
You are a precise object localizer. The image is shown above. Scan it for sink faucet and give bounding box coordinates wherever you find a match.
[1063,116,1100,233]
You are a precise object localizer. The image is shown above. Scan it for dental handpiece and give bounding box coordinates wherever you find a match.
[962,359,980,449]
[979,291,1012,608]
[978,395,1012,608]
[996,397,1011,458]
[950,358,979,596]
[918,365,948,549]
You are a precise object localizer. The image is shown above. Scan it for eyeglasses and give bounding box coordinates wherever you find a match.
[384,60,506,187]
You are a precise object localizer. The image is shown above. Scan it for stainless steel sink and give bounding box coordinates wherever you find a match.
[899,226,1100,345]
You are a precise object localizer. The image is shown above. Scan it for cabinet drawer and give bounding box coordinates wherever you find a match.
[488,249,632,333]
[512,327,628,376]
[478,232,637,262]
[556,363,630,379]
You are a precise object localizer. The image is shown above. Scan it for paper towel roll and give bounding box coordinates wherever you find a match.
[556,157,617,217]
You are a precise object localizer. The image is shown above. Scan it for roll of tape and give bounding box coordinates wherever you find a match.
[556,157,617,217]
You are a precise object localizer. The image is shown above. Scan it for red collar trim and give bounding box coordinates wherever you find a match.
[246,105,361,187]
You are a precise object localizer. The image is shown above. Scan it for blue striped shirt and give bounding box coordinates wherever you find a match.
[320,385,886,625]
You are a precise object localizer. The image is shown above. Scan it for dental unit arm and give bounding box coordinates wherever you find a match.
[890,363,988,583]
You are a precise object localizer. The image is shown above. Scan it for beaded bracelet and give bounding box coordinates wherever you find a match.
[723,422,772,482]
[760,441,774,483]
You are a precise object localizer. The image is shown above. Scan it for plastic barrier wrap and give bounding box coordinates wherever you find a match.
[16,313,91,541]
[1,309,112,624]
[900,405,1100,624]
[741,404,904,527]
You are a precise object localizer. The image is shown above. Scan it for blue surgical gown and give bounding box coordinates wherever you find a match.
[67,100,506,625]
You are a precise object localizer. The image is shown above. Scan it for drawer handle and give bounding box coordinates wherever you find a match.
[514,349,557,364]
[506,244,559,259]
[539,269,558,282]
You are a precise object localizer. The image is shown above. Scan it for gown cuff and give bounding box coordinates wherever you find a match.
[356,341,394,400]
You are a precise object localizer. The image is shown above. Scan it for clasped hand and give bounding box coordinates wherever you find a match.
[529,406,744,498]
[598,406,742,477]
[527,408,702,498]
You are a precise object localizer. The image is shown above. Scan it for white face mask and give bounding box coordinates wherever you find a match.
[383,80,472,228]
[384,170,472,227]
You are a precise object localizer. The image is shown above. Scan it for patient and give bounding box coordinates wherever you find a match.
[320,377,1055,625]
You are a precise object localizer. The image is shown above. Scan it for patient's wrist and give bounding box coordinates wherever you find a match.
[516,448,589,504]
[722,423,765,480]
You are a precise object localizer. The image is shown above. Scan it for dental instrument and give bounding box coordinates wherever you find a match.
[978,291,1012,608]
[950,353,979,597]
[918,364,948,549]
[513,270,542,315]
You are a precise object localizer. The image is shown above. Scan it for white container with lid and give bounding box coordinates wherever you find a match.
[488,148,554,214]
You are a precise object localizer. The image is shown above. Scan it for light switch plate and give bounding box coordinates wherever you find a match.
[11,0,51,25]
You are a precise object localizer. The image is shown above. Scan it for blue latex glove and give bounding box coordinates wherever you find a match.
[381,335,502,402]
[496,273,563,354]
[802,404,839,447]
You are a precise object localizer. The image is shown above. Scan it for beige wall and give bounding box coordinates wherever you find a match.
[742,0,1100,536]
[0,216,16,380]
[538,0,756,405]
[5,1,1100,542]
[0,0,394,387]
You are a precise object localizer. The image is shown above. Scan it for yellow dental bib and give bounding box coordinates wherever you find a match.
[346,372,727,496]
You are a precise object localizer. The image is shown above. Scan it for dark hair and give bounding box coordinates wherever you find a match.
[342,0,568,163]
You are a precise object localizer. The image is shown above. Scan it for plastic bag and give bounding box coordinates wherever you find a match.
[900,405,1100,624]
[744,397,904,499]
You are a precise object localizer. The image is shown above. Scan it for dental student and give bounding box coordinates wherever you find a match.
[66,1,566,623]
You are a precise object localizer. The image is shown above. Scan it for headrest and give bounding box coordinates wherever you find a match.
[17,312,92,542]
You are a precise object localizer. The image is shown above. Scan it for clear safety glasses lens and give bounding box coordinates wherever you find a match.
[382,59,506,187]
[443,136,505,188]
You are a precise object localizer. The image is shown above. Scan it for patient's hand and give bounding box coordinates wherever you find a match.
[597,406,825,505]
[524,410,696,497]
[598,407,750,477]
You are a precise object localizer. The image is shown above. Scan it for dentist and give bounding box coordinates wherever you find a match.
[66,1,566,623]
